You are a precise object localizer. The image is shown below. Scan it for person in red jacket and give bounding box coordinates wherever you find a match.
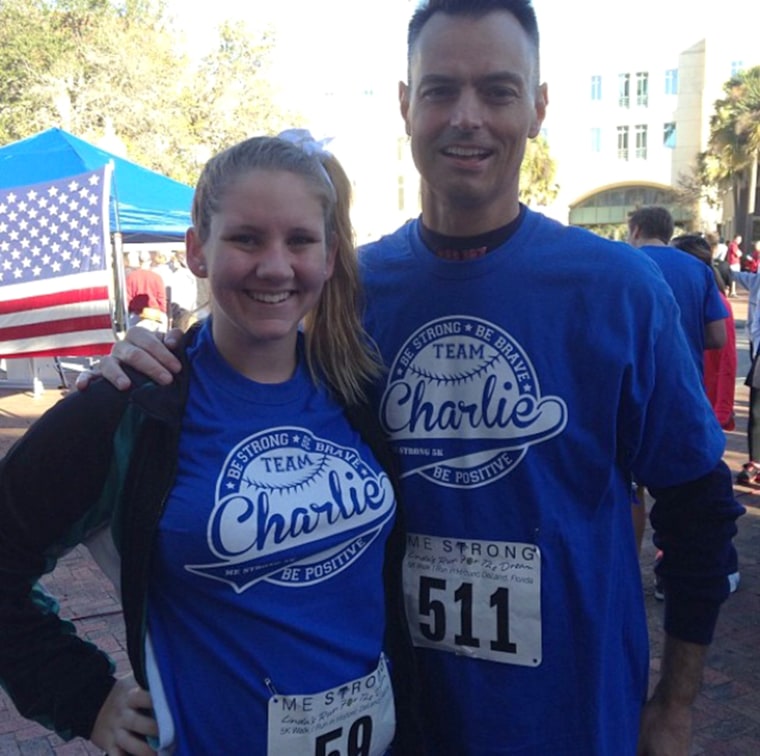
[126,249,168,331]
[672,234,736,430]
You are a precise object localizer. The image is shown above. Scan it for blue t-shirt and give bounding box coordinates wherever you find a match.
[359,209,725,755]
[147,322,397,754]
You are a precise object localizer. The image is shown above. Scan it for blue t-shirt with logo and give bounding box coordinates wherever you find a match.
[147,322,397,755]
[359,209,725,755]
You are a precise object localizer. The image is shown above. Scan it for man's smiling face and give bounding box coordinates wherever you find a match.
[401,10,547,233]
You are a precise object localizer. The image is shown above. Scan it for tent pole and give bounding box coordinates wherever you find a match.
[112,232,128,336]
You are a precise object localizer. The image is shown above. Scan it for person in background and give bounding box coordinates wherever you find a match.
[627,208,730,561]
[123,248,140,276]
[627,206,728,374]
[740,238,759,273]
[79,1,744,753]
[727,239,760,358]
[730,241,760,488]
[671,234,737,431]
[712,234,731,294]
[0,134,421,755]
[727,234,743,296]
[150,250,173,289]
[671,233,741,595]
[166,250,198,331]
[126,248,168,332]
[740,316,760,484]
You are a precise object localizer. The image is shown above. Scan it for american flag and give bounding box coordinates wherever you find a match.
[0,165,116,358]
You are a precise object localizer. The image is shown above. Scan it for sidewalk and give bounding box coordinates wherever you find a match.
[0,301,758,754]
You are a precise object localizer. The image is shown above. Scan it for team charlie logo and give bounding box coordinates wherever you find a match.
[380,316,567,489]
[186,427,394,592]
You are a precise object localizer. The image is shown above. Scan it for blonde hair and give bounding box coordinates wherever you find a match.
[191,136,382,406]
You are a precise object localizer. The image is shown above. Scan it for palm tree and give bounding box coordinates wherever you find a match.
[701,66,760,242]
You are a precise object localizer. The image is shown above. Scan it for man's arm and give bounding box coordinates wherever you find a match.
[729,268,754,291]
[704,318,727,350]
[637,635,706,755]
[76,327,183,391]
[638,462,744,754]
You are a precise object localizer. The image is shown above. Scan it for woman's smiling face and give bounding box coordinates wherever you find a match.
[187,169,335,375]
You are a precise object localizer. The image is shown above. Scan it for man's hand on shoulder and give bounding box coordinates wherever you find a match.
[75,327,184,392]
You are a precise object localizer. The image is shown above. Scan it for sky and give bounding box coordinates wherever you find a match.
[167,0,757,78]
[533,0,756,75]
[164,0,758,135]
[166,1,411,79]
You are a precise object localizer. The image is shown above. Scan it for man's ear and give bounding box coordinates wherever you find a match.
[185,227,208,277]
[528,82,548,139]
[399,80,411,137]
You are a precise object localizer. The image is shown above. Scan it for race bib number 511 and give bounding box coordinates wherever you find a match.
[404,534,541,666]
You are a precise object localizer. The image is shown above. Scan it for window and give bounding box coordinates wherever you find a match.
[618,74,630,107]
[591,75,602,101]
[665,69,678,95]
[635,125,648,159]
[731,60,744,77]
[636,72,649,107]
[663,122,676,149]
[617,126,629,160]
[590,127,602,153]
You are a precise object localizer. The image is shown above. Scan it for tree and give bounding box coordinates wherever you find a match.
[700,66,760,242]
[0,1,302,186]
[519,134,559,207]
[0,0,189,164]
[176,20,303,184]
[0,0,65,144]
[586,223,630,241]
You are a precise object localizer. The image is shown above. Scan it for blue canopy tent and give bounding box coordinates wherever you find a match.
[0,127,193,242]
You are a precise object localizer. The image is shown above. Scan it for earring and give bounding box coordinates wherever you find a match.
[198,263,207,272]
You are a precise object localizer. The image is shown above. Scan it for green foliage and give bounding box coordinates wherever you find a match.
[0,0,303,185]
[585,223,629,241]
[519,134,559,207]
[699,66,760,188]
[177,21,302,183]
[675,162,719,211]
[698,66,760,239]
[0,1,61,142]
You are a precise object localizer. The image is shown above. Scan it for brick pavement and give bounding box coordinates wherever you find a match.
[0,301,758,753]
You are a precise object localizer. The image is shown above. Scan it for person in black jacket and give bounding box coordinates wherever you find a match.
[0,134,421,755]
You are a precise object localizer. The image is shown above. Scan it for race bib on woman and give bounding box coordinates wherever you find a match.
[267,655,395,756]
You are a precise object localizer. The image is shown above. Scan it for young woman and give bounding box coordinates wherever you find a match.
[0,134,420,755]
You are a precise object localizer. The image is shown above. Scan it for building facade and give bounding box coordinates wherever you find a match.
[545,31,758,238]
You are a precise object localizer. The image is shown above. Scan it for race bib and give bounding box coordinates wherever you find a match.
[267,655,395,756]
[404,534,542,666]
